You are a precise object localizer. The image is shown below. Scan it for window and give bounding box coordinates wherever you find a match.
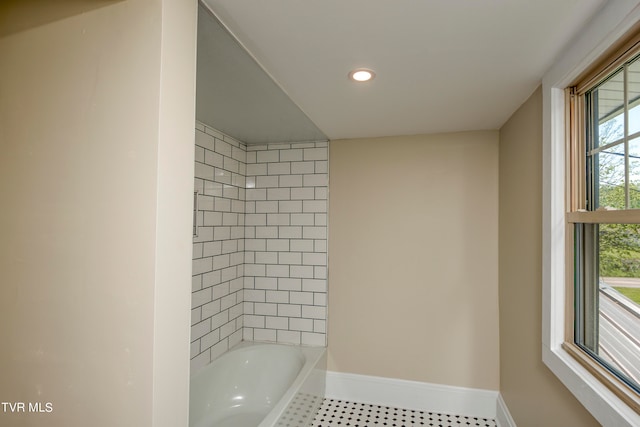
[566,34,640,414]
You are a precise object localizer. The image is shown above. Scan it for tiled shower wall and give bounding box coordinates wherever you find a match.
[191,123,246,370]
[191,122,328,370]
[243,142,328,347]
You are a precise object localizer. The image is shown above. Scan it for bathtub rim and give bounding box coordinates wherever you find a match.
[188,340,326,427]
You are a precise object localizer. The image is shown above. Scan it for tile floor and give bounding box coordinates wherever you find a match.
[311,398,497,427]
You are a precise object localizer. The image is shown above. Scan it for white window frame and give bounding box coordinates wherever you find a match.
[543,1,640,425]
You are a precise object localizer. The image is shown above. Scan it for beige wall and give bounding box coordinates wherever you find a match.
[328,132,500,390]
[0,1,195,426]
[498,87,598,426]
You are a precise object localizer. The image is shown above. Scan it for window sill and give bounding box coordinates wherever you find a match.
[542,343,640,425]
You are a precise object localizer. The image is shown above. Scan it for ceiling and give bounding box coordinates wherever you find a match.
[198,0,606,143]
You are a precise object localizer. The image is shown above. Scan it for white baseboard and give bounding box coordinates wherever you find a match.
[325,371,500,420]
[495,393,517,427]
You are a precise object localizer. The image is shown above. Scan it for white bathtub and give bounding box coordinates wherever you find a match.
[189,342,326,427]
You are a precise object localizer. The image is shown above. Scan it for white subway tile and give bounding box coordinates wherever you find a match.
[256,201,279,213]
[229,329,243,348]
[244,289,266,303]
[204,181,223,197]
[255,226,278,238]
[221,266,238,282]
[290,239,314,252]
[256,251,278,264]
[302,278,326,292]
[279,174,303,187]
[277,330,301,345]
[303,147,327,161]
[203,211,223,226]
[267,264,290,277]
[215,197,231,212]
[314,266,327,279]
[267,239,290,252]
[290,291,313,305]
[267,188,291,200]
[303,174,327,187]
[195,146,205,163]
[244,314,265,328]
[243,328,254,341]
[303,227,327,240]
[255,277,278,290]
[190,340,201,358]
[279,252,302,265]
[266,290,289,303]
[191,307,202,326]
[315,160,328,174]
[246,188,267,201]
[313,319,326,333]
[192,257,212,276]
[279,200,303,213]
[301,332,326,347]
[203,126,223,140]
[267,213,290,226]
[220,322,235,341]
[195,162,215,181]
[202,270,221,288]
[212,281,230,299]
[280,149,303,161]
[221,293,236,311]
[205,151,224,168]
[221,239,238,254]
[254,302,278,316]
[214,168,232,185]
[191,288,212,308]
[302,200,327,213]
[202,241,222,258]
[303,252,326,266]
[222,185,239,200]
[290,317,313,332]
[314,293,327,306]
[256,175,279,188]
[245,214,267,226]
[195,131,215,150]
[278,278,302,291]
[315,187,327,200]
[210,339,231,361]
[266,316,289,330]
[200,329,221,351]
[290,266,314,278]
[257,150,279,163]
[215,139,233,158]
[247,163,267,176]
[278,226,302,238]
[268,162,291,175]
[314,213,327,226]
[254,328,277,342]
[230,278,243,293]
[246,151,257,164]
[278,304,302,317]
[231,145,245,162]
[244,263,266,277]
[291,187,315,200]
[291,161,315,174]
[314,240,327,253]
[191,319,211,341]
[302,305,326,319]
[290,213,314,226]
[229,302,243,320]
[192,275,202,292]
[212,254,230,270]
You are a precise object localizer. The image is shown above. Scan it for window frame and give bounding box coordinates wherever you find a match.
[543,2,640,425]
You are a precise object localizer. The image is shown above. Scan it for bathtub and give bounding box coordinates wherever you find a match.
[189,342,326,427]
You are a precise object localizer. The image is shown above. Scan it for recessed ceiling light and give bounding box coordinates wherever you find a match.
[348,68,375,82]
